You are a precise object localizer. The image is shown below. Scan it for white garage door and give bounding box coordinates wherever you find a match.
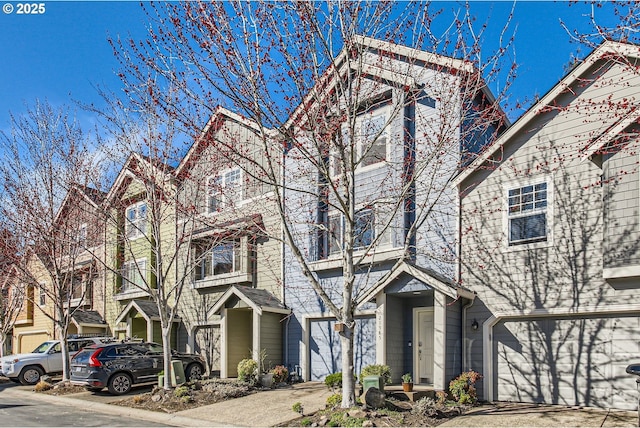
[19,333,50,354]
[309,316,376,382]
[494,316,640,410]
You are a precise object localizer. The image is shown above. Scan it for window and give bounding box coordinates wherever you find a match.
[327,213,343,256]
[195,241,241,280]
[207,168,242,213]
[38,284,46,306]
[322,209,375,258]
[359,113,387,167]
[121,259,146,292]
[354,209,374,249]
[78,223,87,247]
[126,202,147,239]
[508,182,548,245]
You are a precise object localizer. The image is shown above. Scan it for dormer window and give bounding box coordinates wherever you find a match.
[126,201,147,240]
[207,168,242,213]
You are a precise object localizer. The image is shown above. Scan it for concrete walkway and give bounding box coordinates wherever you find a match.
[439,402,637,427]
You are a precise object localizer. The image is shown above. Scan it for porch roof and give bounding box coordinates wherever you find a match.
[114,299,180,324]
[356,261,475,307]
[209,285,290,317]
[70,310,107,328]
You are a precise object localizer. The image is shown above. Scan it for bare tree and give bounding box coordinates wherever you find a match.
[111,0,514,405]
[0,101,105,381]
[0,229,23,357]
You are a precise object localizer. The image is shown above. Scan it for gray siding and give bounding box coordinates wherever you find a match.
[260,311,284,369]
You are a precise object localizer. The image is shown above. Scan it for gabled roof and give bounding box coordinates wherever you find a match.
[53,184,106,226]
[356,260,474,307]
[105,152,175,204]
[454,40,640,186]
[285,35,483,130]
[115,299,178,324]
[175,106,268,178]
[208,285,290,317]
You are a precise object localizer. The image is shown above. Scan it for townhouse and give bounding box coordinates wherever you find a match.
[9,185,109,353]
[456,40,640,410]
[174,107,287,377]
[280,36,502,390]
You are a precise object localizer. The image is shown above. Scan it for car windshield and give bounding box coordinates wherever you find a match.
[32,341,56,353]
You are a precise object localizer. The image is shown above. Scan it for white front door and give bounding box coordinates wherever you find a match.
[414,308,434,385]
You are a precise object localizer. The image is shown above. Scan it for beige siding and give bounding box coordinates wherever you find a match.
[260,312,283,368]
[226,309,252,377]
[460,52,640,409]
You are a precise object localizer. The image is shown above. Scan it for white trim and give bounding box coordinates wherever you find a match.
[502,176,554,252]
[125,200,147,240]
[482,303,640,402]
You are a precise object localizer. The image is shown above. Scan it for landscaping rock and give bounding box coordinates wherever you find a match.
[363,387,386,409]
[348,409,367,418]
[362,420,375,427]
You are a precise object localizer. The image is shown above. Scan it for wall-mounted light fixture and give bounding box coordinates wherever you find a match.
[471,319,479,331]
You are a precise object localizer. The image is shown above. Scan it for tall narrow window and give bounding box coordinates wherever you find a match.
[207,168,242,213]
[78,223,87,247]
[38,284,46,306]
[126,202,147,239]
[328,213,343,256]
[354,209,374,249]
[508,182,548,245]
[359,114,387,167]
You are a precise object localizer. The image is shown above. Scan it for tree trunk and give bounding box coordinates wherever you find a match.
[340,326,356,408]
[162,324,173,390]
[0,333,5,358]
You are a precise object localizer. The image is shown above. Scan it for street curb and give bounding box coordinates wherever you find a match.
[6,388,236,427]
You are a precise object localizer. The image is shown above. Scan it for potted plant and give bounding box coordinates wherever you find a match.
[402,373,414,392]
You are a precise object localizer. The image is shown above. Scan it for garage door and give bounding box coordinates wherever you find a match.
[19,333,50,354]
[494,316,640,410]
[309,316,375,381]
[194,326,221,377]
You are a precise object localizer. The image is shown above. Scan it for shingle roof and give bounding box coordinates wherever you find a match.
[71,310,106,325]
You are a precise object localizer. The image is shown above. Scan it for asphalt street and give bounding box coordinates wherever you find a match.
[0,381,169,427]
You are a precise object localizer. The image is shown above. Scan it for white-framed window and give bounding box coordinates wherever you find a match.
[359,112,388,168]
[38,283,46,306]
[207,168,242,213]
[126,201,147,240]
[354,209,375,249]
[121,259,147,293]
[508,182,548,245]
[322,208,376,258]
[78,223,87,247]
[195,240,241,280]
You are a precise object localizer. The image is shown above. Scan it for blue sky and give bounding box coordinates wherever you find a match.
[0,1,623,132]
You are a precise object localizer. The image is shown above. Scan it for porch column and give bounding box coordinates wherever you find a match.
[433,292,446,390]
[375,293,386,364]
[252,310,261,362]
[220,308,228,378]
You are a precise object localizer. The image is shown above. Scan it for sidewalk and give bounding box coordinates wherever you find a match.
[2,381,638,427]
[439,402,637,427]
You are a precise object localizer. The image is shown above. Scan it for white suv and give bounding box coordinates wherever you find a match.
[0,337,114,385]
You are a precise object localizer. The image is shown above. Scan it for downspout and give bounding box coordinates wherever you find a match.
[281,139,289,370]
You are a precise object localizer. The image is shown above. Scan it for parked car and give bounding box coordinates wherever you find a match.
[70,341,205,394]
[0,336,115,385]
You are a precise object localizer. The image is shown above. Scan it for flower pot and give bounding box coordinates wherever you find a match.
[259,373,274,387]
[402,382,414,392]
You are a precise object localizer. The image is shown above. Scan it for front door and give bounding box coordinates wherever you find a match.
[414,308,434,385]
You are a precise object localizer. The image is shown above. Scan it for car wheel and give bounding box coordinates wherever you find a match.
[107,372,132,395]
[18,366,43,385]
[185,363,204,381]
